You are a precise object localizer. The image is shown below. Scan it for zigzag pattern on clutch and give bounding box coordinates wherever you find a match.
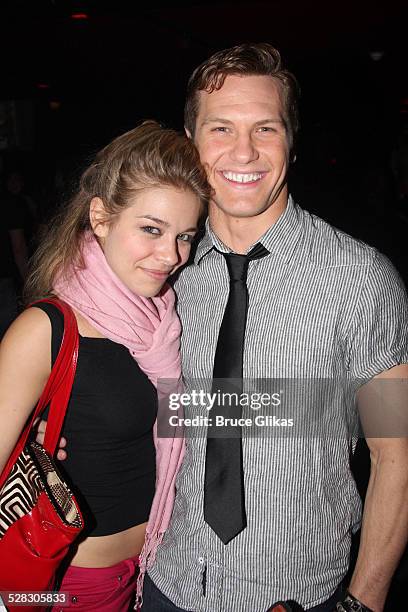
[0,443,82,539]
[0,449,41,538]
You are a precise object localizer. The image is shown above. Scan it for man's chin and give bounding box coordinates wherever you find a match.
[209,198,275,219]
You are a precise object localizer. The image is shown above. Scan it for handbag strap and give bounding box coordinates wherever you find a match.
[0,298,79,489]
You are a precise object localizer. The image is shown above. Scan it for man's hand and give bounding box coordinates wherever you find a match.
[35,418,67,460]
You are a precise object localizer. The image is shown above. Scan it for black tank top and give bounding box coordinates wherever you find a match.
[35,302,157,537]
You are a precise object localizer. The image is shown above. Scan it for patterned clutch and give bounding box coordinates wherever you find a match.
[0,442,82,541]
[0,299,84,601]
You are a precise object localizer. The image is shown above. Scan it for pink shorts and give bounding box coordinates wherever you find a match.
[51,556,139,612]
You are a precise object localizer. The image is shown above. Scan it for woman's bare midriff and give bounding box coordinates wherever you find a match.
[70,522,148,567]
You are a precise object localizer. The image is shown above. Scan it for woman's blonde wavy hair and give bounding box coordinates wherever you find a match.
[25,120,210,303]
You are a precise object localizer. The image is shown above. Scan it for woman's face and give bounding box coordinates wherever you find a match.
[91,186,202,297]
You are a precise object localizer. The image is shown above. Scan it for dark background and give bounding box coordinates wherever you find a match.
[1,1,407,284]
[0,2,407,607]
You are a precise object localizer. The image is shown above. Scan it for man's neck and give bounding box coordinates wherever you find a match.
[208,194,288,254]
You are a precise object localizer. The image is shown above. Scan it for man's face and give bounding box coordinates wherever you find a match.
[192,74,290,223]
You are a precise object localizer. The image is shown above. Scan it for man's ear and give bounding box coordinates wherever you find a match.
[89,197,110,238]
[185,127,192,139]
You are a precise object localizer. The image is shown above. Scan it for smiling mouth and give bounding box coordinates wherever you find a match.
[142,268,171,279]
[221,171,265,184]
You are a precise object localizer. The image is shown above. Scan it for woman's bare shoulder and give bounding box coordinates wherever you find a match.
[0,307,53,370]
[0,308,53,471]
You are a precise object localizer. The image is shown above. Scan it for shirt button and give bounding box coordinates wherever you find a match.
[71,596,78,603]
[198,557,204,564]
[118,575,122,581]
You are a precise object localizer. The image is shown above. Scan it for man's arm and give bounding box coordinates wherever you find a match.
[348,363,408,612]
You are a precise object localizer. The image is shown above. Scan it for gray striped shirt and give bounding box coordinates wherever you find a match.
[148,197,408,611]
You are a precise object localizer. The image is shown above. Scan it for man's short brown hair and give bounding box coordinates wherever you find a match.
[184,42,300,152]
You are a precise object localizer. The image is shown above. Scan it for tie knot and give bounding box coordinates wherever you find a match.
[219,243,268,283]
[223,253,248,282]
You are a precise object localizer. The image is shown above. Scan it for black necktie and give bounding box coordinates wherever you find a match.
[204,242,269,544]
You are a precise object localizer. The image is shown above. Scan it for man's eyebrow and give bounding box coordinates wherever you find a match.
[136,215,170,227]
[201,117,233,126]
[254,118,284,126]
[201,117,284,126]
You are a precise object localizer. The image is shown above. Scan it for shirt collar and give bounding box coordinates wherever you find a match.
[194,195,302,265]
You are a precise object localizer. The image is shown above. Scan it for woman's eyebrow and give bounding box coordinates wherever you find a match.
[136,215,170,227]
[137,215,198,232]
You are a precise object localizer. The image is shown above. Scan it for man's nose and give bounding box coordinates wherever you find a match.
[230,132,259,164]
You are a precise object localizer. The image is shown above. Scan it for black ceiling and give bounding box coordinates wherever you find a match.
[2,0,406,94]
[1,0,407,155]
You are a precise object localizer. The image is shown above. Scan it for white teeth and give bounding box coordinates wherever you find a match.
[222,171,263,183]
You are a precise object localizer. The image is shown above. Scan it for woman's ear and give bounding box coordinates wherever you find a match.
[89,197,109,238]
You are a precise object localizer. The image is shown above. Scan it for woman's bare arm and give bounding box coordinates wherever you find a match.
[0,308,51,474]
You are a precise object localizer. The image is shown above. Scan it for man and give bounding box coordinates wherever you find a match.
[142,43,408,611]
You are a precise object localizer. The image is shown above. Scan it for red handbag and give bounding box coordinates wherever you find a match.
[0,298,84,610]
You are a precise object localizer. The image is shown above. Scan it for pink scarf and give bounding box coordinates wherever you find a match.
[54,234,185,605]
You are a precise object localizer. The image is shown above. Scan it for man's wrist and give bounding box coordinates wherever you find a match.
[336,591,374,612]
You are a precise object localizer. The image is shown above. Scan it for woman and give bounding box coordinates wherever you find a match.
[0,121,209,610]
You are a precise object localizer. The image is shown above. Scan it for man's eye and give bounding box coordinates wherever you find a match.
[257,126,276,132]
[178,233,195,244]
[142,226,161,235]
[212,127,228,132]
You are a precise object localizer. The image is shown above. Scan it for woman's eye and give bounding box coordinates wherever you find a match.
[178,233,195,244]
[142,226,161,236]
